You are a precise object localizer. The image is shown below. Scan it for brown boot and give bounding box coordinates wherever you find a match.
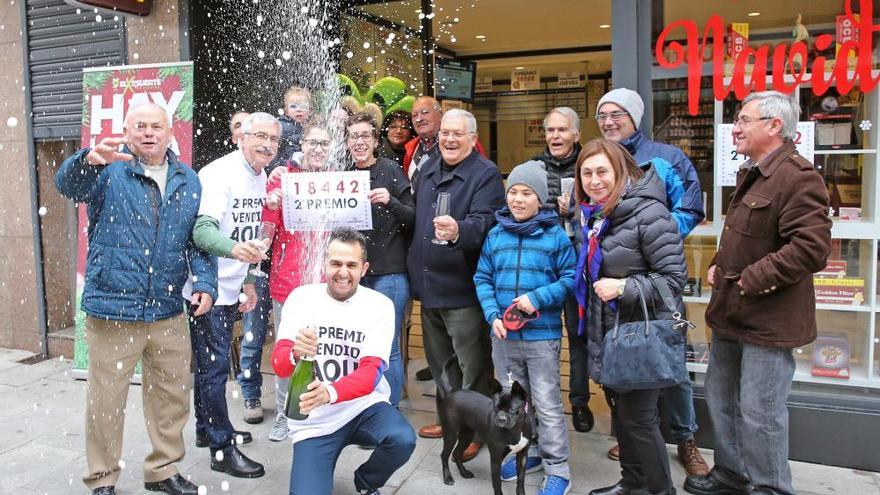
[461,442,481,462]
[607,444,619,461]
[678,438,710,476]
[418,423,443,439]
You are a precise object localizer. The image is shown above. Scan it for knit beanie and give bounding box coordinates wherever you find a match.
[597,88,644,128]
[507,160,548,205]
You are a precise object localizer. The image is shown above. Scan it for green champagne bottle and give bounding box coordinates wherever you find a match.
[284,355,316,420]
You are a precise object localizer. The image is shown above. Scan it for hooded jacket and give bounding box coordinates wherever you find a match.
[576,163,687,383]
[473,208,576,340]
[620,130,705,237]
[55,147,218,322]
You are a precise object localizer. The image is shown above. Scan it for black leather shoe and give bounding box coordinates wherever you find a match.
[572,405,595,432]
[414,366,433,381]
[210,445,265,478]
[588,481,648,495]
[195,429,253,448]
[684,474,750,495]
[92,487,116,495]
[145,474,198,495]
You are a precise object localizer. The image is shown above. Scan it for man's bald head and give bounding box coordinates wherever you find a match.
[123,103,173,166]
[411,96,443,139]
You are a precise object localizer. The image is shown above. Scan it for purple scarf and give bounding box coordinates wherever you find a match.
[574,202,617,336]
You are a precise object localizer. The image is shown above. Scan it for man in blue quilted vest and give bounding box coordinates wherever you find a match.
[56,103,218,495]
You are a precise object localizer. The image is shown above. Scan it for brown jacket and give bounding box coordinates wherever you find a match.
[706,140,831,348]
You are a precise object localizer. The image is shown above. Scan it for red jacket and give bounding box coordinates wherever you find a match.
[402,136,487,177]
[262,165,328,303]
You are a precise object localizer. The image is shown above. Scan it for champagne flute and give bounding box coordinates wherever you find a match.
[248,221,276,277]
[432,192,452,245]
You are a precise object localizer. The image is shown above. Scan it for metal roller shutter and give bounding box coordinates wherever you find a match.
[26,0,125,139]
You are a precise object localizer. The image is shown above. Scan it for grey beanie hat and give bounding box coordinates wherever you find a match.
[507,160,548,205]
[597,87,644,128]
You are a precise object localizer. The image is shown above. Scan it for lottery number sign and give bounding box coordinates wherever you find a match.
[716,121,815,186]
[281,171,372,231]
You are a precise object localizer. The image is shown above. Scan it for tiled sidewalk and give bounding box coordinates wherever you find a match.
[0,348,877,495]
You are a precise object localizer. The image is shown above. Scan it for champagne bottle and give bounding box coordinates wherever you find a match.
[284,354,316,420]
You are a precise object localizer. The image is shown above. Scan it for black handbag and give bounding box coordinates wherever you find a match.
[599,274,695,393]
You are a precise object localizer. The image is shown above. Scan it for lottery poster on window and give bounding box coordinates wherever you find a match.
[281,171,373,231]
[715,121,815,186]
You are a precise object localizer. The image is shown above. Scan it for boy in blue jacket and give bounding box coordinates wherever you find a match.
[474,160,577,495]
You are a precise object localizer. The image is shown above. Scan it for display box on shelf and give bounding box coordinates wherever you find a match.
[811,333,851,379]
[813,277,866,305]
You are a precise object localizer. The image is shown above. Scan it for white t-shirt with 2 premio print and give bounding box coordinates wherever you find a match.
[277,283,394,443]
[183,150,267,305]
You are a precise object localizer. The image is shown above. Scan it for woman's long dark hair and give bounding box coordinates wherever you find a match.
[573,138,644,217]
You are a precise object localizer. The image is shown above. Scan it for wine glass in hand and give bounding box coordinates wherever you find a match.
[432,192,452,245]
[248,222,276,277]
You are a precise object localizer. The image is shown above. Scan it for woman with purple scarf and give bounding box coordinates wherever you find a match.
[572,139,687,495]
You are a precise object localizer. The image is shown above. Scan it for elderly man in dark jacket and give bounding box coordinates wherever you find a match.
[407,108,505,460]
[684,91,832,495]
[56,103,218,495]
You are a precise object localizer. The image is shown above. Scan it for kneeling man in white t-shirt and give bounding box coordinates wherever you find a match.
[271,227,416,495]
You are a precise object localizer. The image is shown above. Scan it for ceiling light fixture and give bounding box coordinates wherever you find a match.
[748,12,760,16]
[475,35,486,39]
[515,66,525,70]
[599,24,610,29]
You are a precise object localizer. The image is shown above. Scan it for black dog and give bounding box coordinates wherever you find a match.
[437,354,534,495]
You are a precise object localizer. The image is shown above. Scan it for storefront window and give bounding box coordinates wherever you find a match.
[656,1,880,398]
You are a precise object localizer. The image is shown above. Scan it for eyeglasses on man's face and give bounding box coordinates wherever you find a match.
[594,111,629,123]
[346,133,374,143]
[733,115,773,127]
[246,131,280,145]
[438,129,473,139]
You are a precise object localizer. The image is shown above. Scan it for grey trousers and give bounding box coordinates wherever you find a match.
[492,337,571,479]
[705,333,796,495]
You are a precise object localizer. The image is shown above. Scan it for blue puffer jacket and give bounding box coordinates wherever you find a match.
[474,208,576,340]
[55,147,218,322]
[620,130,705,237]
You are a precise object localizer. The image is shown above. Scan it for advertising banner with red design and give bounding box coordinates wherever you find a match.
[72,61,193,379]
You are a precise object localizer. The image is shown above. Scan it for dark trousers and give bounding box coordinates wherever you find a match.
[420,305,493,396]
[563,296,591,408]
[189,304,237,451]
[289,402,416,495]
[609,388,675,495]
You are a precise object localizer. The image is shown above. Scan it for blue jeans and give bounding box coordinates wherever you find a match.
[361,273,408,407]
[289,402,416,495]
[237,275,272,400]
[705,334,796,495]
[661,380,698,443]
[189,303,237,450]
[491,337,570,480]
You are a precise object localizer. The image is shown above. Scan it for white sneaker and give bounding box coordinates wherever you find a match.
[268,414,288,442]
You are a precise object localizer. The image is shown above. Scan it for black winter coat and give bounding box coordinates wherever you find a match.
[578,164,688,383]
[532,143,581,211]
[407,150,505,309]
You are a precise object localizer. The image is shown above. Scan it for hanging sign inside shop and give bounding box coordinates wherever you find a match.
[475,77,494,93]
[525,118,545,146]
[715,121,815,186]
[511,69,540,91]
[836,13,861,64]
[557,72,582,89]
[655,0,879,115]
[281,171,372,231]
[726,23,749,60]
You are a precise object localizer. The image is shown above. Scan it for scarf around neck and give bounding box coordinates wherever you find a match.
[574,201,617,336]
[495,207,558,236]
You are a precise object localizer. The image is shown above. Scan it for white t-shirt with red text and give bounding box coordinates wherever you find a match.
[277,283,394,443]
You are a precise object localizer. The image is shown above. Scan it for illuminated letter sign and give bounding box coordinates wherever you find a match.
[655,0,879,114]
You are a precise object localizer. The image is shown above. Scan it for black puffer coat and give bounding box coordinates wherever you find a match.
[532,143,581,211]
[576,163,688,383]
